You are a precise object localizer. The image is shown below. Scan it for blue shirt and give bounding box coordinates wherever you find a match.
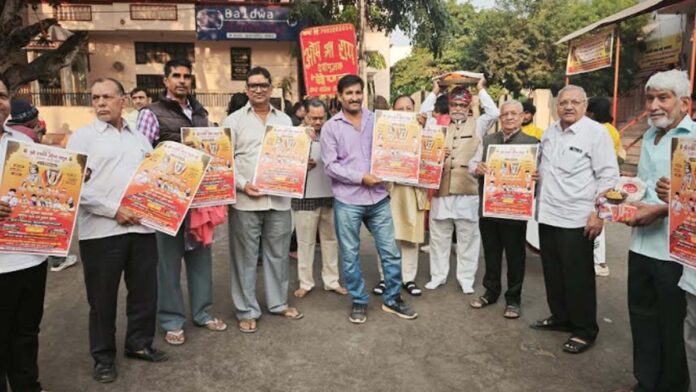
[630,115,695,264]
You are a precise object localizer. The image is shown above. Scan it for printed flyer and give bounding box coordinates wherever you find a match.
[370,110,421,184]
[417,124,447,189]
[669,137,696,269]
[253,125,312,198]
[181,127,236,207]
[482,144,538,220]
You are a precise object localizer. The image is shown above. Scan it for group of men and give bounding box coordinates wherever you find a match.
[0,54,695,392]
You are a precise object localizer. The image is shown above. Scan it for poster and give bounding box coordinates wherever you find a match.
[0,141,87,256]
[417,124,447,189]
[669,138,696,269]
[300,24,358,97]
[566,27,614,76]
[482,144,538,220]
[253,125,312,198]
[182,127,236,207]
[119,141,211,236]
[304,141,333,199]
[638,33,683,80]
[370,110,422,185]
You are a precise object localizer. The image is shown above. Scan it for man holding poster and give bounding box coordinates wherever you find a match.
[321,74,417,324]
[468,100,538,319]
[68,78,167,383]
[222,66,303,334]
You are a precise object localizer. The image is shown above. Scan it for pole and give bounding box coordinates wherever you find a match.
[612,27,621,128]
[689,13,696,115]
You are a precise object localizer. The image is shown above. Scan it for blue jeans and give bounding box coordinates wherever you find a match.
[334,197,402,306]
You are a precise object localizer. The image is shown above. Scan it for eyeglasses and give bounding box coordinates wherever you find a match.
[247,83,271,91]
[558,100,585,107]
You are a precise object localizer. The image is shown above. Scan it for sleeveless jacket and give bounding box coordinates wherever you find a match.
[148,95,208,144]
[437,118,480,197]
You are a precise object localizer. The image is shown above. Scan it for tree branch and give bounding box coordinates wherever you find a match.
[1,0,24,29]
[4,19,59,53]
[4,31,88,92]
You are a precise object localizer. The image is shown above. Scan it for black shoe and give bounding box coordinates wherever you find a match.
[372,281,385,295]
[124,346,169,362]
[349,303,367,324]
[530,317,571,332]
[402,281,422,296]
[382,297,418,320]
[93,362,117,383]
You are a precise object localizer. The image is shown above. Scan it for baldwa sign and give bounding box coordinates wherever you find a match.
[196,5,300,41]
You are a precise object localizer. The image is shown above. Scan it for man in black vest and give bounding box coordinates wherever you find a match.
[468,99,539,319]
[137,59,227,346]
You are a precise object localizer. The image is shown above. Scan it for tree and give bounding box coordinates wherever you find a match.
[0,0,88,92]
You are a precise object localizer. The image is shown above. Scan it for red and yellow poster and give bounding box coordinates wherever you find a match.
[0,141,87,256]
[253,125,312,198]
[669,138,696,269]
[482,144,538,220]
[418,124,446,189]
[566,27,614,76]
[300,23,358,97]
[119,141,211,236]
[182,127,236,207]
[371,110,421,185]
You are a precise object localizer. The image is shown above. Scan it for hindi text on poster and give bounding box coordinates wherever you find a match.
[370,110,422,185]
[566,27,614,76]
[669,137,696,270]
[182,127,236,207]
[482,144,538,220]
[253,125,312,198]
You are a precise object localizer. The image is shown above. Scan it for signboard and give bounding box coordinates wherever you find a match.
[300,24,358,97]
[230,48,251,81]
[482,144,538,220]
[196,5,300,41]
[638,33,683,80]
[566,27,614,76]
[669,137,696,270]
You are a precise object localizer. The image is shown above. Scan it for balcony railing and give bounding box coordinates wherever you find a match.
[16,89,238,108]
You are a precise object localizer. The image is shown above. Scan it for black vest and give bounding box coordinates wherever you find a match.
[148,95,208,145]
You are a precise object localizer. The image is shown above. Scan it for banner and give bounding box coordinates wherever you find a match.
[300,24,358,97]
[0,141,87,256]
[119,142,211,236]
[371,110,421,185]
[417,124,447,189]
[669,138,696,269]
[253,125,312,198]
[638,33,683,80]
[182,127,236,207]
[566,27,614,76]
[195,5,300,41]
[482,144,538,220]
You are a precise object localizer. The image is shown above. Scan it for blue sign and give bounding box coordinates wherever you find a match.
[196,5,300,41]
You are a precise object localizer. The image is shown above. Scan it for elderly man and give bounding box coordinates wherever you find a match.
[425,78,499,293]
[532,85,619,354]
[292,99,347,298]
[619,70,693,392]
[222,66,302,334]
[469,100,539,319]
[68,78,167,383]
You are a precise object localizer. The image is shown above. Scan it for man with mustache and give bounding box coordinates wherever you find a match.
[615,69,693,392]
[321,74,417,323]
[532,85,618,354]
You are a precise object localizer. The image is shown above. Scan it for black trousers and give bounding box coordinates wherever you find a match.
[0,260,47,392]
[79,233,158,365]
[538,224,598,341]
[479,218,526,305]
[628,251,689,392]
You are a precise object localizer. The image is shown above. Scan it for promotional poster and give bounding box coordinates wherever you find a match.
[417,124,447,189]
[482,144,538,220]
[253,125,312,198]
[669,137,696,269]
[370,110,422,185]
[182,127,236,207]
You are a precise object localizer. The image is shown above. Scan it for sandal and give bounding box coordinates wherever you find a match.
[238,319,257,333]
[164,329,185,346]
[469,296,492,309]
[503,305,520,319]
[274,307,304,320]
[200,317,228,332]
[372,281,386,295]
[562,336,594,354]
[402,281,422,296]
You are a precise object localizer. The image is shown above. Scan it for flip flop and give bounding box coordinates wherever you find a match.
[274,307,304,320]
[238,319,257,333]
[164,330,185,346]
[199,317,228,332]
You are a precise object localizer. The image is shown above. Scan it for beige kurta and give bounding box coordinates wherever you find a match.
[388,183,429,244]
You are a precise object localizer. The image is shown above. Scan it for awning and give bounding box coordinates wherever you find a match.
[556,0,685,44]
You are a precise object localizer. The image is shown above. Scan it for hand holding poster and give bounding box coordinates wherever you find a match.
[669,138,696,269]
[181,127,236,207]
[482,144,538,220]
[418,124,447,189]
[0,141,87,256]
[253,125,312,198]
[370,110,422,185]
[300,24,358,97]
[119,141,211,236]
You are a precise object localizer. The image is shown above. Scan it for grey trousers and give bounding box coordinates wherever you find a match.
[687,293,696,392]
[156,230,214,332]
[229,208,292,320]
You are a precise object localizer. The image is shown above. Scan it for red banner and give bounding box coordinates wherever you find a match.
[300,24,358,97]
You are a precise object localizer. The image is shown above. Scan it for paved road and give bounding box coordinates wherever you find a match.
[40,223,635,391]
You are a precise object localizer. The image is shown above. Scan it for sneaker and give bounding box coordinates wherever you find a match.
[50,255,78,272]
[420,244,430,253]
[594,263,610,277]
[424,279,445,290]
[382,297,418,320]
[349,304,367,324]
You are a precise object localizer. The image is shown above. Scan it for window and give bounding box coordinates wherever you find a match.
[135,42,195,65]
[130,4,177,21]
[53,5,92,21]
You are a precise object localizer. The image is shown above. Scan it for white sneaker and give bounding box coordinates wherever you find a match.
[424,279,445,290]
[420,245,430,253]
[594,263,610,277]
[50,255,78,272]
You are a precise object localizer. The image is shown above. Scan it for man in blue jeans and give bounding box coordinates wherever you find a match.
[321,74,417,323]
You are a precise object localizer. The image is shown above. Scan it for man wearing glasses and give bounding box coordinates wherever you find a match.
[222,66,303,334]
[531,85,618,354]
